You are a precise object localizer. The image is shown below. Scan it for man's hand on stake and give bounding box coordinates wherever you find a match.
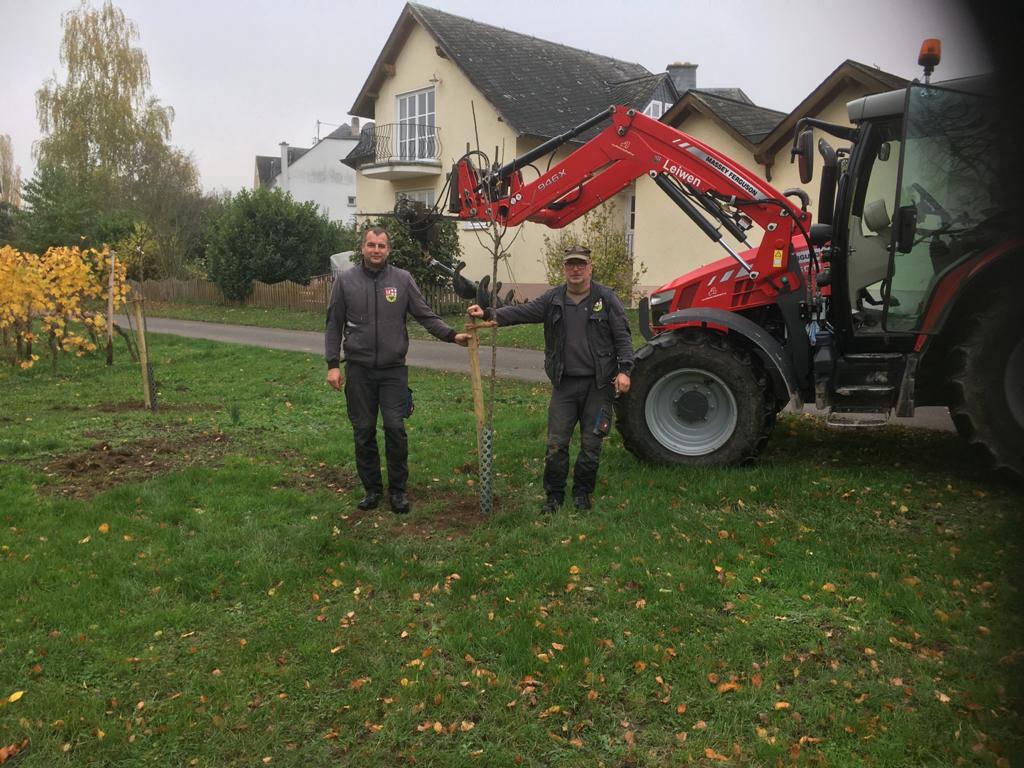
[327,368,343,391]
[453,333,471,347]
[467,305,485,319]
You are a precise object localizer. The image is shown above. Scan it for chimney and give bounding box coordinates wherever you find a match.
[279,141,289,173]
[351,116,360,135]
[666,62,698,95]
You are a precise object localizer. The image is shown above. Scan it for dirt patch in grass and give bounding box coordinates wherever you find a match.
[278,455,358,495]
[340,489,493,541]
[47,401,217,413]
[39,431,231,499]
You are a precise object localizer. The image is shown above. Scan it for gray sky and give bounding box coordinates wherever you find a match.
[1,0,992,195]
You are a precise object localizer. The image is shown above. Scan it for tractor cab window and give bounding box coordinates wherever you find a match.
[845,122,901,326]
[884,83,1001,332]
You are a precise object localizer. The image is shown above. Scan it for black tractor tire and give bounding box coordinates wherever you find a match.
[615,329,776,467]
[946,295,1024,478]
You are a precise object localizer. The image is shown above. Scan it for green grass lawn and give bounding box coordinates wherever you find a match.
[141,300,648,351]
[1,337,1021,767]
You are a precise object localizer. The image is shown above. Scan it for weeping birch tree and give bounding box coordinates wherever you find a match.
[35,1,173,178]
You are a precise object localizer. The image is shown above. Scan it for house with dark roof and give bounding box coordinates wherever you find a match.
[347,3,909,295]
[254,118,368,225]
[346,2,692,296]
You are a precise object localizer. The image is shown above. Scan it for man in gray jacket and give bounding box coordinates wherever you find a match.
[469,245,634,513]
[326,227,469,514]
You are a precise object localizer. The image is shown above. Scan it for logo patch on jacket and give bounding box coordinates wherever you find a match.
[384,287,398,303]
[592,298,604,313]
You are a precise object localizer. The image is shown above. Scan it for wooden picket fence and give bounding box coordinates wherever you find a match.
[133,275,464,315]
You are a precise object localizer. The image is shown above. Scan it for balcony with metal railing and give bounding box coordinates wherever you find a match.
[347,122,443,180]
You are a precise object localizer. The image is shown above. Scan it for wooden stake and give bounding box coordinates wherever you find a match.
[465,319,497,453]
[106,250,116,365]
[131,296,154,410]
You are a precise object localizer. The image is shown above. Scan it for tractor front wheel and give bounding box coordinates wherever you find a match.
[616,329,775,466]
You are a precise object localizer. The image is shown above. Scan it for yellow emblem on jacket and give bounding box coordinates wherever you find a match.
[384,287,398,303]
[593,298,603,312]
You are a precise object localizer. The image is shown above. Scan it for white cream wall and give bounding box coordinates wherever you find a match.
[275,137,359,224]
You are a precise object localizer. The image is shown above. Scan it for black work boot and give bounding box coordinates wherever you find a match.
[572,494,592,511]
[357,492,382,511]
[389,491,410,515]
[542,495,563,514]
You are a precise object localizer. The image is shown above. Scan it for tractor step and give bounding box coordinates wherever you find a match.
[825,409,891,428]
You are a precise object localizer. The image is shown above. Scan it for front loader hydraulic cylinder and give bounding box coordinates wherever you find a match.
[485,106,615,186]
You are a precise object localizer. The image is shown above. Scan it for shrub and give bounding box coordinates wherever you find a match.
[541,206,645,303]
[206,187,347,300]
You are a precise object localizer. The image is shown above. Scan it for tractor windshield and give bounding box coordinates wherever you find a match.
[884,81,1001,331]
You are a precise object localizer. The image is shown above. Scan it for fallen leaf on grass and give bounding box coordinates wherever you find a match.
[6,692,24,704]
[705,747,728,761]
[0,740,29,763]
[935,690,951,703]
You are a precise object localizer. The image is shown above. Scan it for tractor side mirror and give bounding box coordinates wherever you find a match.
[795,129,815,184]
[895,205,918,253]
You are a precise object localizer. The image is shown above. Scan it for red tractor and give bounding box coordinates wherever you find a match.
[448,42,1022,477]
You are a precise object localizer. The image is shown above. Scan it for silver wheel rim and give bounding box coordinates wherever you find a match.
[645,368,738,456]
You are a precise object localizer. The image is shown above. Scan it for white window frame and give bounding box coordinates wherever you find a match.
[396,87,436,161]
[643,100,664,119]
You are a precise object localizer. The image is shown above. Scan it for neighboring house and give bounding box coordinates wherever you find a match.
[343,2,691,298]
[344,2,908,299]
[635,60,908,291]
[254,118,368,225]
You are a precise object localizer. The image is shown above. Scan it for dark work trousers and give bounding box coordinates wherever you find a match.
[344,362,409,495]
[544,375,613,500]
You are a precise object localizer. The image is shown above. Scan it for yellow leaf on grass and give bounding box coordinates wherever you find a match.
[6,692,24,704]
[460,720,475,732]
[822,582,836,592]
[98,523,110,534]
[705,747,728,761]
[774,701,791,710]
[569,565,580,575]
[717,681,742,694]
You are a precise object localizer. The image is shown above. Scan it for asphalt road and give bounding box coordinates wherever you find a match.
[125,315,956,432]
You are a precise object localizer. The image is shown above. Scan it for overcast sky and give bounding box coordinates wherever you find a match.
[1,0,993,195]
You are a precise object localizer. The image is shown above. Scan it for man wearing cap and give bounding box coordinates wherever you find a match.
[468,245,634,512]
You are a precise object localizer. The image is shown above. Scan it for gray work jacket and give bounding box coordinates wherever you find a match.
[486,281,635,388]
[325,263,456,369]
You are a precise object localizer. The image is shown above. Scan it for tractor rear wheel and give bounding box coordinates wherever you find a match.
[947,294,1024,478]
[616,329,775,466]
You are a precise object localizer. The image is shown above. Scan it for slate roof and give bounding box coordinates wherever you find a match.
[688,90,786,144]
[324,123,358,140]
[351,3,659,140]
[253,146,310,187]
